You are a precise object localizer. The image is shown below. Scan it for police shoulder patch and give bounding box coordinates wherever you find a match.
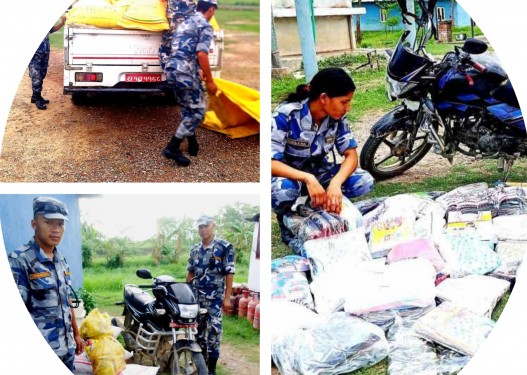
[29,271,51,280]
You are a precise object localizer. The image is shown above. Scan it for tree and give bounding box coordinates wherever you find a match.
[80,221,104,267]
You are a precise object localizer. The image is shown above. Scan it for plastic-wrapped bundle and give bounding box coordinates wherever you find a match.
[436,185,526,217]
[387,306,439,375]
[493,215,527,241]
[368,212,416,258]
[271,271,314,309]
[271,255,311,274]
[269,300,322,343]
[310,259,386,315]
[344,259,437,315]
[272,313,389,375]
[414,302,495,356]
[435,275,510,317]
[437,233,501,278]
[340,196,364,231]
[283,205,349,243]
[491,240,527,279]
[387,238,445,272]
[303,231,372,280]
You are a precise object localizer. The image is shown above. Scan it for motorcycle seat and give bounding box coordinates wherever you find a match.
[124,285,155,311]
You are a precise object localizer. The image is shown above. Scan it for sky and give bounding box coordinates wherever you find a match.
[79,194,259,241]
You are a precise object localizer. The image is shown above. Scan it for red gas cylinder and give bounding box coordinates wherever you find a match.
[238,290,250,318]
[247,293,258,323]
[252,303,260,330]
[234,292,244,315]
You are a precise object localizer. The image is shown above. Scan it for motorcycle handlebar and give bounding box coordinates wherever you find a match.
[467,58,487,73]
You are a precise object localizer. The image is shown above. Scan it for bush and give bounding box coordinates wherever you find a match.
[77,288,96,314]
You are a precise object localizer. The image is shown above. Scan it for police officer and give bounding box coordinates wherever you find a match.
[159,0,197,71]
[186,215,234,375]
[29,15,67,110]
[271,68,375,244]
[163,0,218,167]
[8,197,84,372]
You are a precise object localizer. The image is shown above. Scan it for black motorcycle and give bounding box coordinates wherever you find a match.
[114,269,208,375]
[360,0,524,181]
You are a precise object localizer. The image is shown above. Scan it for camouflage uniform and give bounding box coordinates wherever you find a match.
[187,237,235,359]
[8,238,76,371]
[271,99,375,214]
[159,0,197,70]
[29,34,51,99]
[165,11,213,138]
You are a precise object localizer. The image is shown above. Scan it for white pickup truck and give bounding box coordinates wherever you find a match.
[63,25,223,102]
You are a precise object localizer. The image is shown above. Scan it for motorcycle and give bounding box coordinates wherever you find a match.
[359,0,524,181]
[114,269,208,375]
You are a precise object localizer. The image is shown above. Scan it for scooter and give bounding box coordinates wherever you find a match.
[114,269,208,375]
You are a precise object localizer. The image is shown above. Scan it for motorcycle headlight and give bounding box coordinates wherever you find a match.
[179,304,199,319]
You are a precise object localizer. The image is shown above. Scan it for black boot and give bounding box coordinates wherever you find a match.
[207,357,218,375]
[31,92,49,104]
[276,213,295,246]
[162,136,190,166]
[187,134,199,156]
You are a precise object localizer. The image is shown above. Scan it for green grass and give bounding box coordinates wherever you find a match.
[222,315,260,362]
[220,0,259,6]
[50,28,64,49]
[215,9,259,33]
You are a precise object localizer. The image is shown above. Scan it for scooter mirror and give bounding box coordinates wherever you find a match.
[136,269,153,279]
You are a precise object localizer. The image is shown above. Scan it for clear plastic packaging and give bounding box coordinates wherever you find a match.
[269,300,322,343]
[437,233,501,278]
[271,271,315,309]
[387,238,445,272]
[492,240,527,279]
[303,231,372,280]
[272,312,389,375]
[414,302,495,356]
[271,255,311,274]
[493,215,527,241]
[343,259,437,315]
[435,275,510,317]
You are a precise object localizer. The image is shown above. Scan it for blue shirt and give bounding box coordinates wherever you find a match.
[271,99,358,173]
[8,239,75,356]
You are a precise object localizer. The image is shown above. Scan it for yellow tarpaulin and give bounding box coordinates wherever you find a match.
[202,78,260,139]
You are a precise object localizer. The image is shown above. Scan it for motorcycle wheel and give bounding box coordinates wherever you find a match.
[360,129,432,180]
[170,348,208,375]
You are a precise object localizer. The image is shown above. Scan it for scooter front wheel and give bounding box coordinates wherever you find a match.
[170,347,208,375]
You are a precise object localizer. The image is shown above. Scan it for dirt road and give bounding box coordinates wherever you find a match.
[0,30,259,183]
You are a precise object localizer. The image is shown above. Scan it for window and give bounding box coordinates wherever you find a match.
[437,7,446,22]
[380,9,387,23]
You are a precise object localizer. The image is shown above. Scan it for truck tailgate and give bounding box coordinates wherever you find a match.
[66,28,161,66]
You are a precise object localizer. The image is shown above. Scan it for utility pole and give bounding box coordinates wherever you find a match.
[404,0,417,48]
[271,12,282,69]
[294,0,318,82]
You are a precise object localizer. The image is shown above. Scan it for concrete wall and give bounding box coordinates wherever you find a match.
[274,15,353,56]
[0,194,83,289]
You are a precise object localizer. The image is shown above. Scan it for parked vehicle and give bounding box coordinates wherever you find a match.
[360,0,524,181]
[63,26,223,103]
[114,269,208,375]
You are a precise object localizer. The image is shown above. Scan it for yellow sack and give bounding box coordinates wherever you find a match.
[210,15,219,31]
[119,0,169,31]
[67,0,126,29]
[80,308,113,340]
[202,78,260,139]
[85,336,126,375]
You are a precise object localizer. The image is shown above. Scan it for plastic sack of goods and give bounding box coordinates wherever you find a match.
[303,231,372,280]
[491,240,527,279]
[493,215,527,240]
[271,271,314,309]
[414,302,495,356]
[271,255,311,274]
[437,233,501,277]
[272,313,389,375]
[269,300,323,343]
[435,275,510,317]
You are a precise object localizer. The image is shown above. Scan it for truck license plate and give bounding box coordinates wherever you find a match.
[124,73,162,83]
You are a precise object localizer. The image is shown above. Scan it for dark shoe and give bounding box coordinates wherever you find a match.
[34,99,47,110]
[31,96,49,104]
[187,135,199,156]
[276,213,295,246]
[207,357,218,375]
[163,136,190,166]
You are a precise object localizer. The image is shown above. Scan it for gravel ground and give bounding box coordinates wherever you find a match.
[0,30,260,183]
